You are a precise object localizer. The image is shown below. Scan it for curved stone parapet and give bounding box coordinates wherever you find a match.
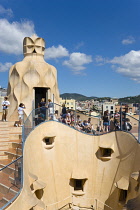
[6,121,140,210]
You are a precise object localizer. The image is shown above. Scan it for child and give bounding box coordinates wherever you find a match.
[18,103,26,126]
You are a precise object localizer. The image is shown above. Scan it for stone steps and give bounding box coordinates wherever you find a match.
[0,155,8,160]
[0,121,22,160]
[0,121,22,209]
[0,159,14,168]
[0,150,7,156]
[0,172,20,194]
[4,148,22,160]
[0,191,15,206]
[0,165,22,208]
[0,159,20,176]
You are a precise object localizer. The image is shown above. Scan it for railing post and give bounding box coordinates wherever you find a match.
[74,100,76,126]
[138,103,140,143]
[53,94,54,120]
[99,117,100,134]
[21,125,24,187]
[32,109,35,129]
[120,103,122,130]
[22,125,25,147]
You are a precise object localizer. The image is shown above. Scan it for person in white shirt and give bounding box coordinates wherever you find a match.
[18,103,26,126]
[2,97,10,122]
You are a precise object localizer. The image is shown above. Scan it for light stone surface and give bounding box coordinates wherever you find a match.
[5,35,140,210]
[6,121,140,210]
[7,35,60,120]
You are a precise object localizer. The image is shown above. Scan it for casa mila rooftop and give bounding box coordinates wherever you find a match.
[0,35,140,210]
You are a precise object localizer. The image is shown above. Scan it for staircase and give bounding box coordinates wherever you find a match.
[0,121,22,209]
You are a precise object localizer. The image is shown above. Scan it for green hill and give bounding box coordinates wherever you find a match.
[60,93,140,103]
[60,93,97,101]
[119,95,140,103]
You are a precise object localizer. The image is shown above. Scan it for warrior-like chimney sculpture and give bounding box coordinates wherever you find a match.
[7,34,60,120]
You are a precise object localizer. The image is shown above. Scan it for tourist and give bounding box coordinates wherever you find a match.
[67,110,71,119]
[40,105,47,120]
[1,96,10,122]
[96,118,103,133]
[70,121,75,128]
[54,110,59,121]
[36,110,45,125]
[48,99,54,120]
[66,111,71,125]
[38,98,46,107]
[81,120,91,133]
[61,104,67,123]
[103,110,110,132]
[18,103,26,126]
[61,104,67,118]
[114,110,120,129]
[110,116,115,131]
[76,115,82,124]
[88,117,96,134]
[74,122,82,131]
[125,118,132,131]
[70,113,75,123]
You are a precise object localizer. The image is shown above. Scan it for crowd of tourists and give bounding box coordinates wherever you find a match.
[1,97,132,133]
[18,99,133,133]
[59,104,96,134]
[101,109,132,133]
[35,102,96,134]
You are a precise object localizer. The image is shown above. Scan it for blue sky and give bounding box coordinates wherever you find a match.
[0,0,140,98]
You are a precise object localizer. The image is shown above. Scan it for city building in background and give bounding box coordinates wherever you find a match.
[60,98,76,110]
[0,87,7,97]
[0,87,7,112]
[102,102,115,116]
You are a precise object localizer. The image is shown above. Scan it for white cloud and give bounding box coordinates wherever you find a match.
[45,45,69,60]
[0,5,13,17]
[0,62,12,72]
[75,41,84,50]
[94,55,104,63]
[109,50,140,82]
[63,52,92,74]
[94,55,109,66]
[0,19,36,55]
[122,36,135,45]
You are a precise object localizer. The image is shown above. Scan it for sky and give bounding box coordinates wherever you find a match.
[0,0,140,98]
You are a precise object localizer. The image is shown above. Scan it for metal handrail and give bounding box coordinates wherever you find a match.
[0,156,23,171]
[0,156,23,210]
[125,113,139,121]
